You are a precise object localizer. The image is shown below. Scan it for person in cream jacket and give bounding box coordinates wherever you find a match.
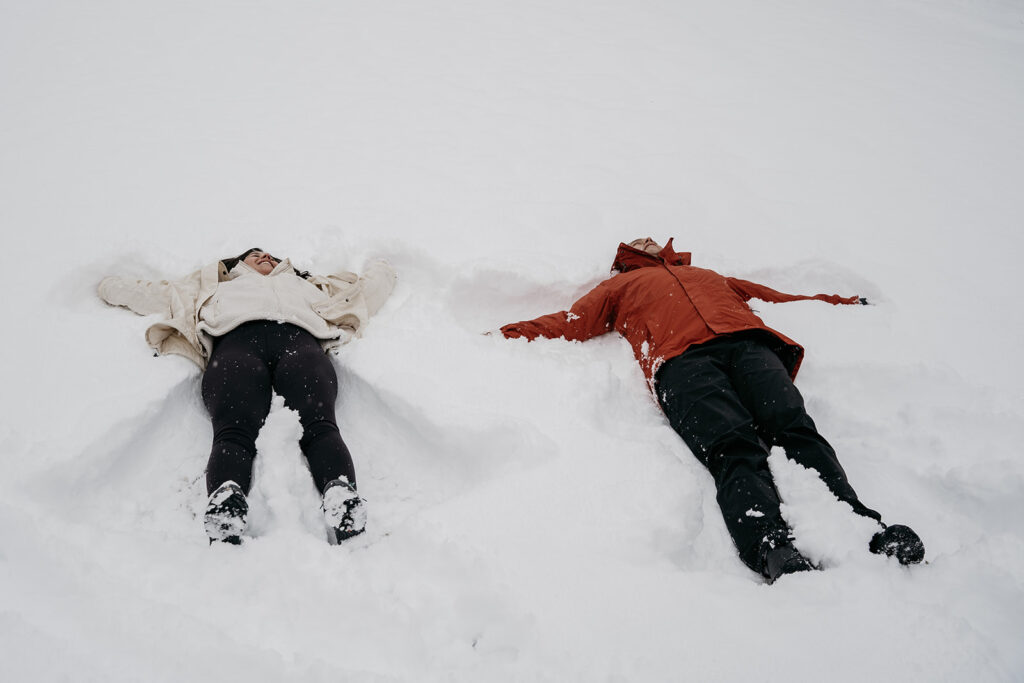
[99,248,396,546]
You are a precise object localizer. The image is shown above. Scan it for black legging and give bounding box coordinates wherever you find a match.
[201,321,355,496]
[656,334,880,571]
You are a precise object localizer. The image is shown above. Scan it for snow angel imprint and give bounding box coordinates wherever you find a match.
[98,248,396,545]
[500,237,924,583]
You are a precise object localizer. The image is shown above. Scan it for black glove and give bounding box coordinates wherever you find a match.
[869,524,925,565]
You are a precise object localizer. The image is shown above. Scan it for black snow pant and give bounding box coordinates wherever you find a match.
[655,334,881,572]
[201,321,355,496]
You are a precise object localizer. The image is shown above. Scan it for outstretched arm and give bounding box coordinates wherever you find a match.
[501,281,617,342]
[359,260,397,316]
[97,276,173,316]
[311,260,398,334]
[726,277,863,306]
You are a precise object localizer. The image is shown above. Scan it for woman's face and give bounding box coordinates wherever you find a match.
[243,250,280,275]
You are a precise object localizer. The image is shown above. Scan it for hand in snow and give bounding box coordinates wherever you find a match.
[362,257,394,273]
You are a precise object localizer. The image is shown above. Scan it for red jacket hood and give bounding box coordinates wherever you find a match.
[611,238,692,273]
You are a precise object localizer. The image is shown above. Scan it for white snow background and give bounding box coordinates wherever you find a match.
[2,0,1024,680]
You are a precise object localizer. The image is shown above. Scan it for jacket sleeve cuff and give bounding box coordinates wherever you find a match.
[360,260,398,316]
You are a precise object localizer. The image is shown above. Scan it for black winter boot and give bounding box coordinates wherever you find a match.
[323,478,366,543]
[204,481,248,545]
[761,544,817,584]
[755,530,818,584]
[870,524,925,565]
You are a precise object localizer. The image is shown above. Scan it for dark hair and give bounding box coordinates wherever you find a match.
[221,247,311,279]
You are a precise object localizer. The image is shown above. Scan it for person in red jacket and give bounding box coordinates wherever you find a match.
[501,237,924,583]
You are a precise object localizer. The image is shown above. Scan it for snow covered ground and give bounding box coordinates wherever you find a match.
[3,0,1024,680]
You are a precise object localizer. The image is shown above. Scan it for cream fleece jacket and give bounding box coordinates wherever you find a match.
[98,258,397,369]
[198,259,341,340]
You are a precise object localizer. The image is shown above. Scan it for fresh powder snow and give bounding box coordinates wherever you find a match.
[2,1,1023,681]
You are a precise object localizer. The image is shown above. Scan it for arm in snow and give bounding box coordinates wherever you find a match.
[97,276,173,316]
[500,280,617,342]
[312,260,397,330]
[359,259,398,316]
[725,277,861,306]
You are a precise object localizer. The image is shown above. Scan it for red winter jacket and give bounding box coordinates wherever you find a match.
[501,239,861,384]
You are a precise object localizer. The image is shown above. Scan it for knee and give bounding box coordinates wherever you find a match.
[277,359,338,406]
[707,444,772,484]
[677,407,761,463]
[299,419,342,447]
[753,393,814,441]
[212,421,263,447]
[285,392,338,428]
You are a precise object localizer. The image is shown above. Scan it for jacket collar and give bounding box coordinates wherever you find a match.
[611,238,691,273]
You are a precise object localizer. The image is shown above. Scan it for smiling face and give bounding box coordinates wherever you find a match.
[242,250,280,275]
[628,237,663,255]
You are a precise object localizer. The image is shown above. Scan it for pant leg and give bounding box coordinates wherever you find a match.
[267,326,355,494]
[201,326,273,495]
[728,339,881,522]
[656,341,791,571]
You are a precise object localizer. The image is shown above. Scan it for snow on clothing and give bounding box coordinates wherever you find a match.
[98,257,397,369]
[656,336,881,571]
[99,256,396,505]
[501,241,878,577]
[500,239,860,385]
[202,321,352,496]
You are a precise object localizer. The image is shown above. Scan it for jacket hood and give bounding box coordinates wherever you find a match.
[611,238,691,273]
